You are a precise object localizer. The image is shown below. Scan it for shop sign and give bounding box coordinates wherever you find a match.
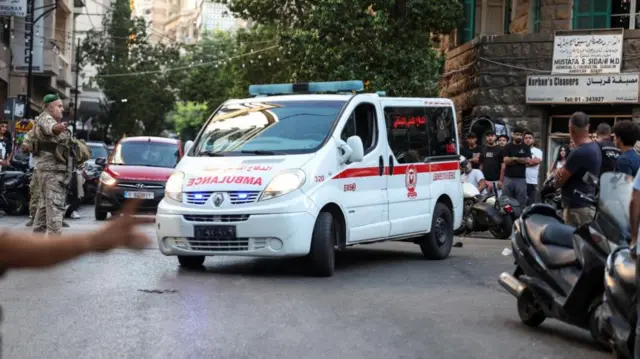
[526,74,640,104]
[552,32,623,74]
[0,0,26,17]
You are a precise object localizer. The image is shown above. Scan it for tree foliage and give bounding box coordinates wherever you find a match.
[174,25,287,110]
[81,0,181,138]
[223,0,462,96]
[167,101,209,140]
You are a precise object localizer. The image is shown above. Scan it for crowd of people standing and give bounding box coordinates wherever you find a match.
[460,112,640,228]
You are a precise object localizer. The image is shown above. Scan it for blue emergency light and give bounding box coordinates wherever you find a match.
[248,80,364,96]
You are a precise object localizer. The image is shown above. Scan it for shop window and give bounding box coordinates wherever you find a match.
[573,0,611,29]
[504,0,511,34]
[340,103,378,155]
[531,0,541,33]
[459,0,475,44]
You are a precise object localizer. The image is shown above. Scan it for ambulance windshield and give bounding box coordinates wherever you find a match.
[192,100,346,156]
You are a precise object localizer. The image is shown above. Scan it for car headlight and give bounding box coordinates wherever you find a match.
[165,171,185,203]
[4,179,17,187]
[99,171,116,186]
[259,169,306,202]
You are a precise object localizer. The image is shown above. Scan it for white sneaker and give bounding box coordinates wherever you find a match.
[70,211,80,219]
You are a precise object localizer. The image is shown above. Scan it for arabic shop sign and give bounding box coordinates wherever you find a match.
[0,0,27,17]
[525,74,639,104]
[552,32,623,74]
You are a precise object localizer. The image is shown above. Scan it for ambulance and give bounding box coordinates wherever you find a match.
[156,81,463,277]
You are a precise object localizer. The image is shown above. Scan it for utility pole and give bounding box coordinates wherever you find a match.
[25,0,58,117]
[73,37,80,135]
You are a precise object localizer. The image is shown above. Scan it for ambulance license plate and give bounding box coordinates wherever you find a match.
[194,225,236,239]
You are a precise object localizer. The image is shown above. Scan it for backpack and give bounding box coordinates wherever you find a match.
[72,138,92,165]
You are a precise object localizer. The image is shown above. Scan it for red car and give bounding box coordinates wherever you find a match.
[94,136,183,220]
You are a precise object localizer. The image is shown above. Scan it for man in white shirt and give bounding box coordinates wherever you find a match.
[461,158,487,194]
[524,131,543,205]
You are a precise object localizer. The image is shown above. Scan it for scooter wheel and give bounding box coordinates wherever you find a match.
[517,291,546,327]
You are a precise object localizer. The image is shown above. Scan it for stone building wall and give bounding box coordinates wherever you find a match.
[539,0,571,34]
[441,30,640,141]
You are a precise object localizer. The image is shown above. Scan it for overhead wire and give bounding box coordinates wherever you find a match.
[95,44,279,78]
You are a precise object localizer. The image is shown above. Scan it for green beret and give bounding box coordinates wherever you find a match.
[43,94,59,104]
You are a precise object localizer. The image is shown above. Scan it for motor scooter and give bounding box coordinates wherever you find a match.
[498,172,622,348]
[589,173,635,358]
[0,159,31,215]
[455,157,521,239]
[540,176,562,218]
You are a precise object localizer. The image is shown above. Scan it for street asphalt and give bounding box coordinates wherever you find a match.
[0,206,609,359]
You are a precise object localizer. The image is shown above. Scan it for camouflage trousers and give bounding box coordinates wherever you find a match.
[33,170,67,235]
[29,171,40,218]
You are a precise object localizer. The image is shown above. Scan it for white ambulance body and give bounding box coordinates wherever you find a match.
[156,81,463,277]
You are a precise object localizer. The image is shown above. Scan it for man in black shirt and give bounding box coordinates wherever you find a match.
[479,130,503,185]
[555,112,602,228]
[460,133,482,169]
[500,127,531,206]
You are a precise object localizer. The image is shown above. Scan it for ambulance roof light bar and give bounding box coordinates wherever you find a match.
[248,80,364,97]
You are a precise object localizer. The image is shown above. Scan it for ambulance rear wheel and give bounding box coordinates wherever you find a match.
[307,211,336,277]
[420,203,453,260]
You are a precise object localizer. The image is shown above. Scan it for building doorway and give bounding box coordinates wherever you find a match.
[547,114,632,168]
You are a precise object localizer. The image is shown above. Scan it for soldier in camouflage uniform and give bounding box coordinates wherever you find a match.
[23,127,69,228]
[32,94,71,235]
[21,128,39,226]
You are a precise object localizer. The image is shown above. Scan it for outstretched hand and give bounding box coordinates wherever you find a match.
[88,200,154,252]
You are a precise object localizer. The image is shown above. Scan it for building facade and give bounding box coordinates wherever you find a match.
[133,0,168,44]
[202,1,247,33]
[163,0,203,44]
[8,0,84,113]
[440,0,640,176]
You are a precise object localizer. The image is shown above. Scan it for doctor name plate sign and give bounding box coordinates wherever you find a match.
[525,74,640,104]
[552,32,623,74]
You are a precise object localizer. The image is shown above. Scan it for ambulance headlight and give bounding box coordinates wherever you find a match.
[165,171,185,203]
[259,169,306,201]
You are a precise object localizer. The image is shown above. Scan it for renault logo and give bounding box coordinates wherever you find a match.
[212,193,224,207]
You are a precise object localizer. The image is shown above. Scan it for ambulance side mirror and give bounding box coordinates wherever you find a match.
[346,136,364,162]
[184,140,194,154]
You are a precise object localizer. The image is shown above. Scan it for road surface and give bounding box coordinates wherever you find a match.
[0,207,609,359]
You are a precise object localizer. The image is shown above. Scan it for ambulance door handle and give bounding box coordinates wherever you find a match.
[378,155,384,176]
[388,155,394,175]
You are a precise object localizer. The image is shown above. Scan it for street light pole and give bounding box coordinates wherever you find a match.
[25,0,58,117]
[73,37,80,135]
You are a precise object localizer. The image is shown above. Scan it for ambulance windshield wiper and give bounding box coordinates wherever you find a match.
[240,150,287,155]
[198,151,227,157]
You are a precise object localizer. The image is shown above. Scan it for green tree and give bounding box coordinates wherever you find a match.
[225,0,463,96]
[167,101,209,140]
[81,0,181,138]
[175,25,286,107]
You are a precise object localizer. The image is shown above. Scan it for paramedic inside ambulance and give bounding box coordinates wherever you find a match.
[461,156,487,194]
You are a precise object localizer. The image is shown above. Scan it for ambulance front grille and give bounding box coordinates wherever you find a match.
[183,191,261,205]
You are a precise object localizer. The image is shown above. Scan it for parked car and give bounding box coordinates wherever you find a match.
[82,142,109,203]
[107,144,115,154]
[95,136,183,220]
[86,141,109,167]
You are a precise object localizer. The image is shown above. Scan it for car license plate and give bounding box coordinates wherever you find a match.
[124,191,154,199]
[193,225,236,239]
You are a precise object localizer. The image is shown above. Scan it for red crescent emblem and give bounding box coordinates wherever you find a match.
[405,164,418,198]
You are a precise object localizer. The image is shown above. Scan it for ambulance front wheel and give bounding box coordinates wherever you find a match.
[307,211,336,277]
[420,203,454,260]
